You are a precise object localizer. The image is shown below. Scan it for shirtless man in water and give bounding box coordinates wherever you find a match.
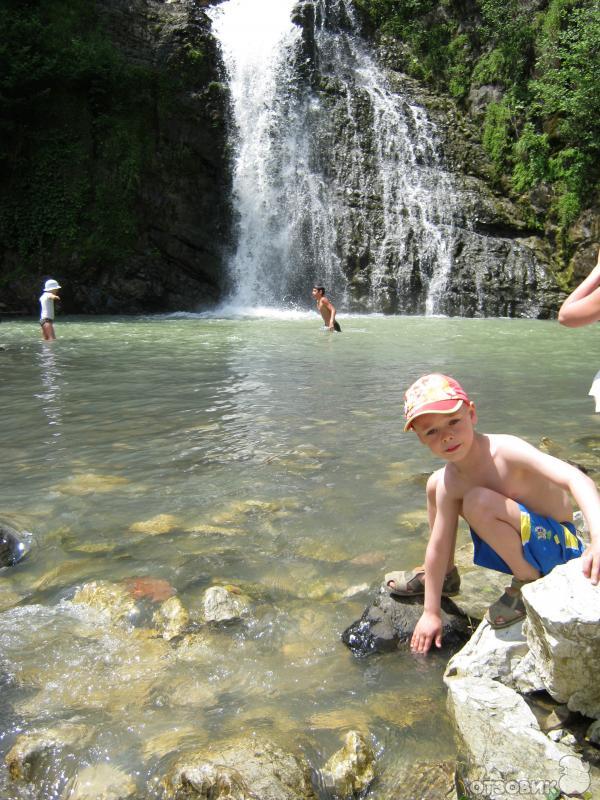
[312,285,341,332]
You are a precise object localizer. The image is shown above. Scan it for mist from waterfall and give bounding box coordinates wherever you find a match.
[208,0,548,316]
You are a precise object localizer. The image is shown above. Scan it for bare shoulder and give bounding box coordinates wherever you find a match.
[488,432,539,459]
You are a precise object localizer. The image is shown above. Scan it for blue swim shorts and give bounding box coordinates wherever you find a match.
[470,503,584,576]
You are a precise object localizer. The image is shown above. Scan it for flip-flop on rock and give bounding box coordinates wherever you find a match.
[485,577,534,629]
[384,565,461,598]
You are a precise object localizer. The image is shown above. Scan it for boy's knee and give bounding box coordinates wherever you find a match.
[462,487,495,523]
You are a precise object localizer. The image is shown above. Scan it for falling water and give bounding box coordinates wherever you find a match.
[209,0,553,315]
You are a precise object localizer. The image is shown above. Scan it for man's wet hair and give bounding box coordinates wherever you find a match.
[313,285,325,293]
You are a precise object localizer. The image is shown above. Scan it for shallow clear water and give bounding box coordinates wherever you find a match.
[1,314,598,798]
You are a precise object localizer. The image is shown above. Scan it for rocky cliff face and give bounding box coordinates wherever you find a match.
[2,0,587,317]
[88,0,233,314]
[1,0,233,316]
[286,0,563,317]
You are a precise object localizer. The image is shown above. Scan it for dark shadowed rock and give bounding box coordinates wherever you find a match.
[0,523,28,568]
[341,586,470,657]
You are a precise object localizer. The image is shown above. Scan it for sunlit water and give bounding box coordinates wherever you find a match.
[1,314,599,798]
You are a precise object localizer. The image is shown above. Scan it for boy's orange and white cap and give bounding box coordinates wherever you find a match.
[404,373,471,431]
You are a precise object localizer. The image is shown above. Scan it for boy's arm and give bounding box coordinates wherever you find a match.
[505,437,600,584]
[411,489,460,655]
[558,247,600,328]
[322,298,336,328]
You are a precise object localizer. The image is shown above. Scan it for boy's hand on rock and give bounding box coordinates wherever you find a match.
[582,543,600,585]
[411,610,443,655]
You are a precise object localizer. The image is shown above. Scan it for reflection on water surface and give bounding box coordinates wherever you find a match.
[0,314,598,798]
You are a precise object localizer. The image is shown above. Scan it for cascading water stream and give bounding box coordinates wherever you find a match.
[209,0,551,316]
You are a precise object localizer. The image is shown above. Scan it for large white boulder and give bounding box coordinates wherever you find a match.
[522,559,600,718]
[444,618,544,694]
[446,677,598,799]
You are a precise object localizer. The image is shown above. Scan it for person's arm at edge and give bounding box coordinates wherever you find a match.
[503,437,600,584]
[558,248,600,328]
[410,490,459,655]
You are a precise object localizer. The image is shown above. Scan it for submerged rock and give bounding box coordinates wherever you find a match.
[202,585,249,622]
[161,736,317,800]
[72,580,138,627]
[318,731,375,799]
[341,587,469,656]
[153,595,189,640]
[0,522,29,568]
[164,762,251,800]
[123,576,176,602]
[376,759,457,800]
[6,722,94,781]
[55,472,129,495]
[66,763,137,800]
[129,513,181,535]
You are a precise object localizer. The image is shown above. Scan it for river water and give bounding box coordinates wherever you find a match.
[1,313,598,797]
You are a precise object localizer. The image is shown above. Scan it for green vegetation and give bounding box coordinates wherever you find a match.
[0,0,209,297]
[353,0,600,238]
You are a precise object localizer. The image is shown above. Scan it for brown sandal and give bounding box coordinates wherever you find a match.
[385,565,461,598]
[485,577,533,629]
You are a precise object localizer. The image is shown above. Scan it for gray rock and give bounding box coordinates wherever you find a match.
[6,723,94,782]
[341,586,470,656]
[447,677,599,800]
[444,618,545,694]
[66,763,137,800]
[587,719,600,746]
[445,567,507,621]
[0,522,29,568]
[202,586,249,623]
[522,560,600,719]
[161,736,317,800]
[318,731,375,799]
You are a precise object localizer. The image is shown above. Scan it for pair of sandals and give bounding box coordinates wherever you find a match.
[384,566,531,629]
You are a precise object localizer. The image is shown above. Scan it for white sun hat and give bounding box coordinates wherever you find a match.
[44,279,61,291]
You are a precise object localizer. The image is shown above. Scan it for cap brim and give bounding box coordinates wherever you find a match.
[404,398,465,431]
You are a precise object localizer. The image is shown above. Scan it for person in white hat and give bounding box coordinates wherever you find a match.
[39,278,61,340]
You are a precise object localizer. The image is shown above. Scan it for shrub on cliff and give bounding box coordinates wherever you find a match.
[352,0,600,238]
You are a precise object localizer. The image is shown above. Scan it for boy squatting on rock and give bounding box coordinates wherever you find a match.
[384,373,600,656]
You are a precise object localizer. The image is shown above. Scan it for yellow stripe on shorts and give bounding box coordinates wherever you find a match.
[520,510,531,544]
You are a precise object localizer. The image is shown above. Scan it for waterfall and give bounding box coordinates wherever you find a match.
[208,0,554,316]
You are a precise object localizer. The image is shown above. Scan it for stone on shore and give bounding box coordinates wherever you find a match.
[522,559,600,719]
[444,618,545,694]
[446,677,599,800]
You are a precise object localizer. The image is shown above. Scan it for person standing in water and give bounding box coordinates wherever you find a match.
[312,284,341,332]
[39,278,61,341]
